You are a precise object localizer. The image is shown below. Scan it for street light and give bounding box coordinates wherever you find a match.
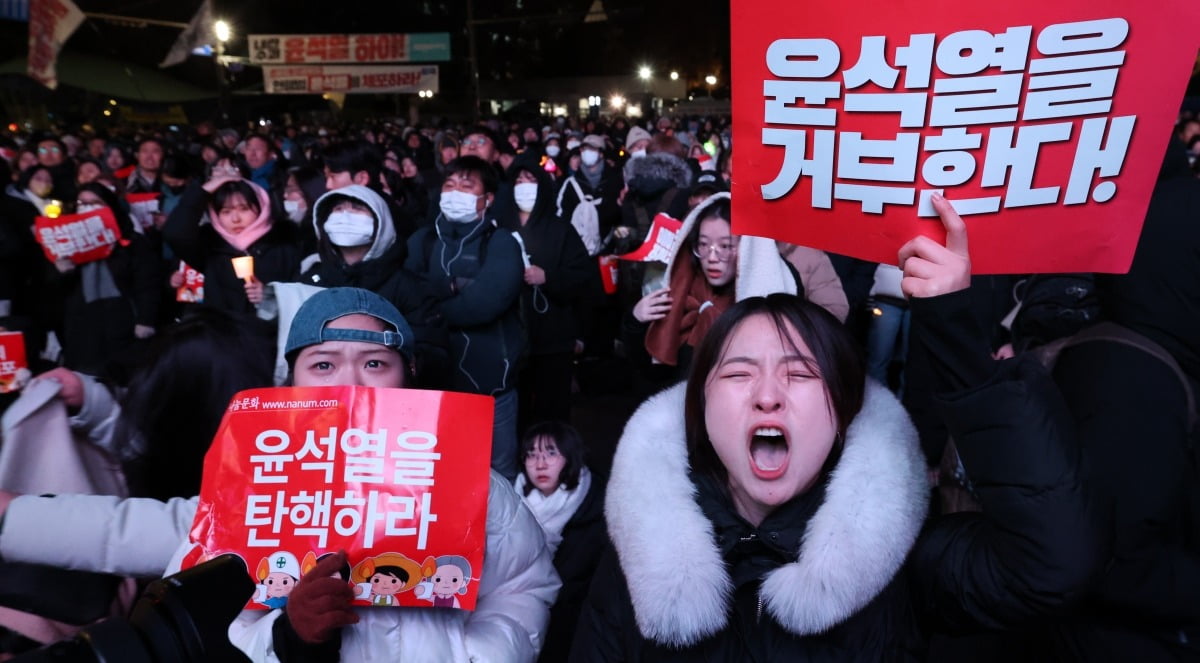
[213,19,232,121]
[637,65,651,81]
[610,94,625,110]
[669,71,679,81]
[704,75,717,86]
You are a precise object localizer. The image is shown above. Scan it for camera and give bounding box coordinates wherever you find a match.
[11,555,253,663]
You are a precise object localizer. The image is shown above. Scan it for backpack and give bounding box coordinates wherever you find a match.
[557,176,603,256]
[1010,274,1102,352]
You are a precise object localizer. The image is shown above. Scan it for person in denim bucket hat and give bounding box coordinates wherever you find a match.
[285,286,415,366]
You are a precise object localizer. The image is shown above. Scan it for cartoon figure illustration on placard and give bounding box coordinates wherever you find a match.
[350,552,423,606]
[414,555,473,609]
[254,551,317,609]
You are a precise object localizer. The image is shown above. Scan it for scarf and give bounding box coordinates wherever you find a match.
[581,161,603,191]
[513,467,592,555]
[80,261,121,304]
[645,255,734,366]
[208,179,274,252]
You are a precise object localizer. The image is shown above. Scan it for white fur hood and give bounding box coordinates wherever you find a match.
[604,381,928,647]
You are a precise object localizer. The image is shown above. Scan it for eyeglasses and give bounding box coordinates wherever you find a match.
[461,136,491,147]
[524,448,560,462]
[692,241,737,261]
[38,146,62,154]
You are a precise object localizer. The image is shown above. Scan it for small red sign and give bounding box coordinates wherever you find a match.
[33,207,121,265]
[0,332,28,394]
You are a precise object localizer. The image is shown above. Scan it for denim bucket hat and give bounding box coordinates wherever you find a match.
[285,287,414,364]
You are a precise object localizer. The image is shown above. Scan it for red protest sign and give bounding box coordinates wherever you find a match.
[183,386,494,612]
[125,193,160,233]
[175,261,205,303]
[618,213,684,263]
[33,207,121,265]
[0,332,28,394]
[731,1,1200,274]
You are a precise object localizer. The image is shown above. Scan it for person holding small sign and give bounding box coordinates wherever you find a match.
[571,196,1100,660]
[162,167,302,316]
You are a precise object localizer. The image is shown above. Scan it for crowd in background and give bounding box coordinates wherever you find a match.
[0,105,1196,661]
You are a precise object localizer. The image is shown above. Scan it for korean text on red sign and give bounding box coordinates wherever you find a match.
[184,386,494,611]
[731,1,1200,273]
[33,207,122,265]
[0,332,27,394]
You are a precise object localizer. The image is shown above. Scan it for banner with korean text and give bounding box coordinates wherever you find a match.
[182,387,493,611]
[731,1,1200,273]
[262,65,438,95]
[26,0,83,89]
[33,207,121,265]
[249,33,450,65]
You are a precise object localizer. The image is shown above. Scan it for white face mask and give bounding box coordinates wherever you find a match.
[566,140,581,151]
[283,199,306,223]
[439,190,482,223]
[544,145,561,158]
[630,148,647,160]
[580,149,601,167]
[514,182,538,213]
[77,203,104,214]
[323,210,375,247]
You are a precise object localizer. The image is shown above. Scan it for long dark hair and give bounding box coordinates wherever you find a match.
[117,308,276,500]
[684,294,865,487]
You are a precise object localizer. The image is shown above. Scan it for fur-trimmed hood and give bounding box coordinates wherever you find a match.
[662,191,798,301]
[623,152,693,191]
[604,381,928,646]
[312,185,398,263]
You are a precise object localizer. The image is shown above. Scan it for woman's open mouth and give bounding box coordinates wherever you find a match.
[749,425,789,479]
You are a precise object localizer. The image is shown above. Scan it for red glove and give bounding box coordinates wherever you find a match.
[284,551,359,644]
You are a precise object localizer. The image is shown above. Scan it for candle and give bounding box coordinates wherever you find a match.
[231,256,255,283]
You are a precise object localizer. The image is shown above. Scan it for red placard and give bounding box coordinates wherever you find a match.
[731,1,1200,274]
[33,207,121,265]
[125,192,160,232]
[618,213,684,263]
[182,386,494,611]
[0,332,28,394]
[175,261,205,303]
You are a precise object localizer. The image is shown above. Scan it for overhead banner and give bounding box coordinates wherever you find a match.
[182,386,494,611]
[249,33,451,65]
[26,0,84,89]
[730,1,1200,274]
[263,64,438,95]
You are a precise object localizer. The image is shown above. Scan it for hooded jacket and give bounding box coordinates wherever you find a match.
[620,152,693,243]
[642,192,798,367]
[573,292,1102,661]
[163,180,301,315]
[501,159,595,356]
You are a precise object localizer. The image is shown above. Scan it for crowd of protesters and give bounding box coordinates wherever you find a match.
[0,106,1194,662]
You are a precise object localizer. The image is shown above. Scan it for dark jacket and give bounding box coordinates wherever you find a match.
[59,232,161,374]
[538,470,608,663]
[162,181,301,315]
[404,211,524,395]
[571,291,1101,661]
[619,153,692,245]
[502,163,595,357]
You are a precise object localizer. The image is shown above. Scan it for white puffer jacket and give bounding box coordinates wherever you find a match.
[0,472,559,662]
